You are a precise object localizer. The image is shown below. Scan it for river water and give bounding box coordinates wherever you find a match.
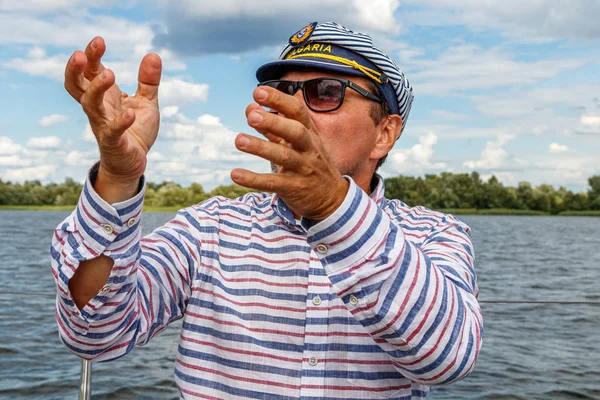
[0,211,598,399]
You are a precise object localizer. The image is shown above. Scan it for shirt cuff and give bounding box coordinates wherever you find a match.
[75,163,145,257]
[305,176,390,273]
[57,164,146,322]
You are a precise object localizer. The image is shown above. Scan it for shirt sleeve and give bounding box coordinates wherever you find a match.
[51,165,201,362]
[305,177,483,385]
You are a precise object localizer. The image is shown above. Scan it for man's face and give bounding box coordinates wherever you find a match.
[278,70,383,180]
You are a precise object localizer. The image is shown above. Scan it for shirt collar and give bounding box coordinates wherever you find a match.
[269,173,386,227]
[269,193,300,229]
[370,173,385,205]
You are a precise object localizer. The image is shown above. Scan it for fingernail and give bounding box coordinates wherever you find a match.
[248,111,262,124]
[99,71,105,80]
[91,38,97,49]
[231,170,243,180]
[238,135,251,147]
[255,88,268,100]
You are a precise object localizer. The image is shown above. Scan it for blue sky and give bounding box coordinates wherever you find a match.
[0,0,598,192]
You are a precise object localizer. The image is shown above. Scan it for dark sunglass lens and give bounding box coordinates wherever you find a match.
[305,79,343,111]
[264,81,295,95]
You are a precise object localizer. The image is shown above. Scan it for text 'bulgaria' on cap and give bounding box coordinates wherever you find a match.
[256,21,414,134]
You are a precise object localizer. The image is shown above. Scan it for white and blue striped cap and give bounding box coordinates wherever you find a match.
[256,21,414,133]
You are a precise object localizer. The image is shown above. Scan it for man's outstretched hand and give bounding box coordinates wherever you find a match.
[64,36,162,202]
[232,87,349,222]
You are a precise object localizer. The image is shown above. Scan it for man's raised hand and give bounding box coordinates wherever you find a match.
[232,86,349,222]
[64,37,162,202]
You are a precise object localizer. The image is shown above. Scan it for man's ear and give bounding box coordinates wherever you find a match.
[370,114,403,161]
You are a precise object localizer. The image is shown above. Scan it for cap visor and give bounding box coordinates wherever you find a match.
[256,59,367,82]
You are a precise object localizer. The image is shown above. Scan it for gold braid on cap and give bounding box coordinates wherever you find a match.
[285,52,386,84]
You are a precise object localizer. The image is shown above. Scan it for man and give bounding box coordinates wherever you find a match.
[52,22,482,399]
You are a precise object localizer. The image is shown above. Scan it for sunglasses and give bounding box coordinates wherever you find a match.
[258,78,385,113]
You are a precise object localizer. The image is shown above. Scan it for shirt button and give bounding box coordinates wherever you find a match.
[100,285,111,294]
[349,295,359,305]
[312,295,322,306]
[308,357,319,366]
[126,217,137,227]
[102,224,114,234]
[315,244,328,254]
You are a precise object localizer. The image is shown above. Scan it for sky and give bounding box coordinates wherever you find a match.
[0,0,599,192]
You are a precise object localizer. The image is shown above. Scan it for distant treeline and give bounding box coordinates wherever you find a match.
[1,172,599,214]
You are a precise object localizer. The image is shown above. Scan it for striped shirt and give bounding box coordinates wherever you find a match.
[51,170,483,400]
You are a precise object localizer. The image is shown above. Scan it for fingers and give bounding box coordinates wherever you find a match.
[80,69,116,126]
[64,36,107,103]
[135,53,162,104]
[245,104,281,143]
[103,108,136,142]
[83,37,106,81]
[235,133,303,170]
[231,169,291,193]
[245,106,312,152]
[64,50,89,102]
[253,86,316,131]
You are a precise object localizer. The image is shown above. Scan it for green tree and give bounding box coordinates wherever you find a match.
[153,182,190,207]
[588,175,600,210]
[53,178,82,205]
[210,184,255,199]
[189,183,210,204]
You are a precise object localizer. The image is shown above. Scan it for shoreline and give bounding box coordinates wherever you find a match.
[1,205,598,217]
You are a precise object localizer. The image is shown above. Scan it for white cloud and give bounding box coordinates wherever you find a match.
[27,46,46,59]
[394,42,426,66]
[147,110,264,187]
[2,165,57,181]
[464,133,514,169]
[0,8,186,87]
[161,106,180,119]
[8,53,186,86]
[480,172,517,186]
[147,151,167,161]
[161,0,400,33]
[0,13,154,58]
[103,55,186,87]
[352,0,400,34]
[153,0,402,55]
[160,106,191,124]
[65,150,98,166]
[402,0,600,42]
[403,122,507,140]
[0,155,31,167]
[196,114,222,126]
[81,124,96,143]
[159,78,209,106]
[3,51,67,81]
[39,114,69,128]
[409,45,585,95]
[0,0,81,13]
[581,115,600,127]
[579,114,600,134]
[428,110,472,121]
[523,152,598,189]
[384,132,446,175]
[0,137,23,155]
[474,85,600,119]
[27,136,61,149]
[549,143,569,153]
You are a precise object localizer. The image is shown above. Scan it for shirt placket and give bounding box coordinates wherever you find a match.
[299,251,331,399]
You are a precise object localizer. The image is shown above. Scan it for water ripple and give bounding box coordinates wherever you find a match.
[0,212,598,399]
